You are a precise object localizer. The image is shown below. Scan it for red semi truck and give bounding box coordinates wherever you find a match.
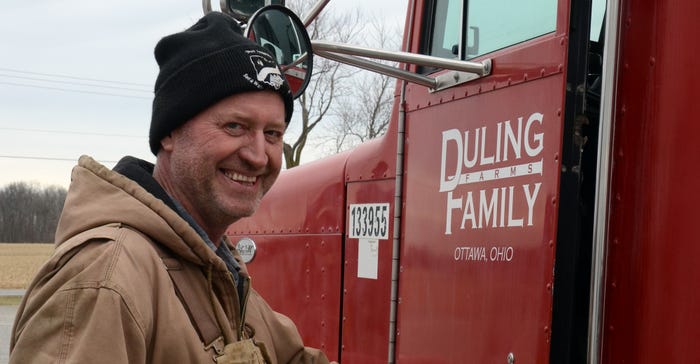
[222,0,700,362]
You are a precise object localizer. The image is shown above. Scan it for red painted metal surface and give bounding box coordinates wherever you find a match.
[228,153,349,362]
[342,179,396,363]
[602,0,700,362]
[235,234,342,358]
[396,32,568,364]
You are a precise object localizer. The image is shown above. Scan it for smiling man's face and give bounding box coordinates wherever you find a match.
[156,90,285,238]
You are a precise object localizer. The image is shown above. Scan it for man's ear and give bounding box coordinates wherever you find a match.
[160,134,174,152]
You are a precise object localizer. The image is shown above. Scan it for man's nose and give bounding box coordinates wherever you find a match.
[238,132,268,169]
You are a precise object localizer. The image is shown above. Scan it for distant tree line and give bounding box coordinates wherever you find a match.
[0,182,67,243]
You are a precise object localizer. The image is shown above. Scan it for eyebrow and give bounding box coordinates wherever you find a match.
[217,110,285,128]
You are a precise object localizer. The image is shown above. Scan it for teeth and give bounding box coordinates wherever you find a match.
[224,171,256,184]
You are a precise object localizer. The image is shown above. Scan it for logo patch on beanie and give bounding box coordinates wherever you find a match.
[243,50,285,90]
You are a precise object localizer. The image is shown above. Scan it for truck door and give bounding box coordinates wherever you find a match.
[397,0,576,362]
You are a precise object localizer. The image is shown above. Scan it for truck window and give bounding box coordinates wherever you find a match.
[428,0,462,59]
[590,0,606,41]
[426,0,558,61]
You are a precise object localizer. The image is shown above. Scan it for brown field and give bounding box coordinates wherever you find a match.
[0,243,54,289]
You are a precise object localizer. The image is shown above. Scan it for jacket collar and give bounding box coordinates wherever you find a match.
[55,155,228,273]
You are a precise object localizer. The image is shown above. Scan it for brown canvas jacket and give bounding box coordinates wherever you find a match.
[9,155,329,364]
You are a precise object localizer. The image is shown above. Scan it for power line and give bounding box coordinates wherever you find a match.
[0,72,152,93]
[0,80,151,100]
[0,127,145,139]
[0,67,151,87]
[0,155,120,164]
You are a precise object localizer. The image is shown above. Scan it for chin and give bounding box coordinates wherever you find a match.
[226,204,259,220]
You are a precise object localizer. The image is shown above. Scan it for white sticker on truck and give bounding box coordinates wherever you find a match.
[357,238,379,279]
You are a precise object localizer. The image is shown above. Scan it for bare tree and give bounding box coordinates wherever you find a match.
[323,19,402,154]
[281,1,403,165]
[283,0,363,167]
[329,68,395,153]
[0,182,67,243]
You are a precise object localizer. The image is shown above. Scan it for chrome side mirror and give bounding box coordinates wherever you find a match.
[245,5,312,98]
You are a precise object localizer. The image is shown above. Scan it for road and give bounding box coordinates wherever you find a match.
[0,304,17,364]
[0,290,23,364]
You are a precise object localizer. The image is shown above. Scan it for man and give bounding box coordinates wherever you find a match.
[9,12,332,364]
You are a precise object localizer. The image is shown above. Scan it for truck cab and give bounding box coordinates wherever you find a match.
[225,0,700,362]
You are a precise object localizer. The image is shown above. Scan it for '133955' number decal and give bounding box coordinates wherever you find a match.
[349,203,390,239]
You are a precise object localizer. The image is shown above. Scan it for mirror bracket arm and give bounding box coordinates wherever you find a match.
[302,0,331,27]
[312,40,492,77]
[314,47,492,91]
[315,50,438,89]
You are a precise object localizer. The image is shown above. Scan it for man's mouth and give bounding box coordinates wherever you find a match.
[223,170,257,185]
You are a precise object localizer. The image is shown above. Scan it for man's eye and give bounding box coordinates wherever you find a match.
[265,130,284,142]
[225,123,245,134]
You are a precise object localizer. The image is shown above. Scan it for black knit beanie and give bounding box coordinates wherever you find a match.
[149,12,294,155]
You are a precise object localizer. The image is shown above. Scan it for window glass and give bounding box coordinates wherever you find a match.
[427,0,558,60]
[466,0,557,58]
[590,0,606,41]
[430,0,462,59]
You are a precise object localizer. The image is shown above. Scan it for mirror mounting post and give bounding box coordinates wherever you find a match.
[302,0,331,27]
[202,0,212,13]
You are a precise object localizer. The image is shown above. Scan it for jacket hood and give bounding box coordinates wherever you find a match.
[55,155,225,270]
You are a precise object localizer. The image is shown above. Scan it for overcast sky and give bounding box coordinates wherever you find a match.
[0,0,407,189]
